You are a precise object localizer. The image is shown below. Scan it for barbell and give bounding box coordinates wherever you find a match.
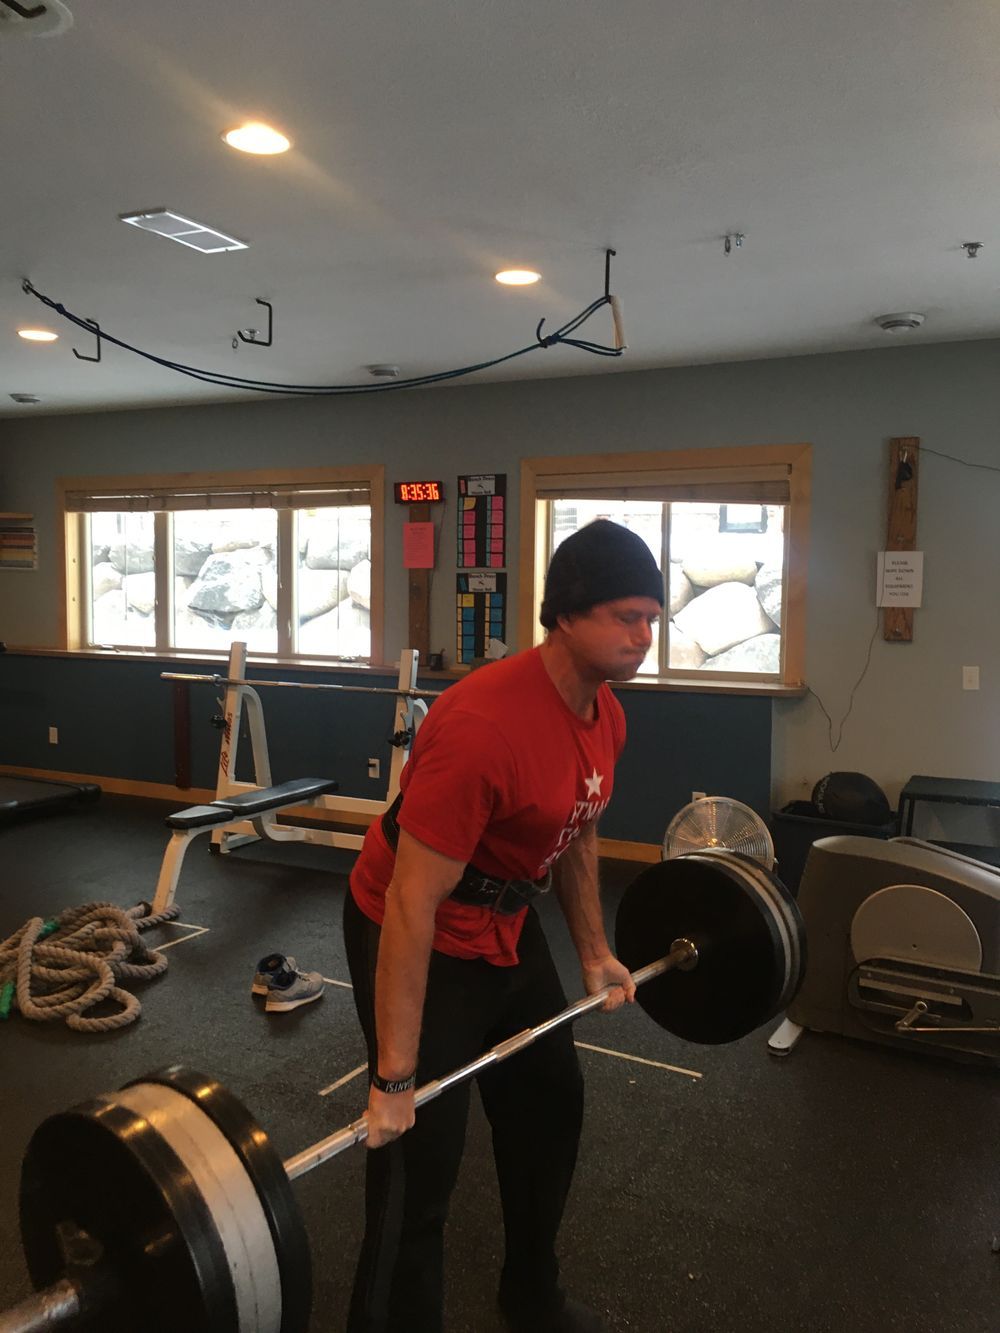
[0,850,806,1333]
[160,669,446,701]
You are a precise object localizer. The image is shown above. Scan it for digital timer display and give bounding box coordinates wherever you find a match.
[394,481,444,504]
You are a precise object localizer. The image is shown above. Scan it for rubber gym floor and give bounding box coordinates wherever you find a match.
[0,795,997,1333]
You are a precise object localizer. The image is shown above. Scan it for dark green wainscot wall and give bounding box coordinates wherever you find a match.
[0,653,770,846]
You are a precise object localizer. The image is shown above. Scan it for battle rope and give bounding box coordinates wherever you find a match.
[0,900,179,1033]
[20,254,626,397]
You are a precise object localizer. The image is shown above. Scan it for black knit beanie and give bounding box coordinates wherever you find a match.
[540,519,664,630]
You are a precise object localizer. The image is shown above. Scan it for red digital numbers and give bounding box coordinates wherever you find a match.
[395,481,443,503]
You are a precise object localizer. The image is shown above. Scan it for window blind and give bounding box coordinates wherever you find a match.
[534,464,789,504]
[65,482,371,513]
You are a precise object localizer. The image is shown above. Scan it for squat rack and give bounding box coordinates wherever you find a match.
[163,640,442,856]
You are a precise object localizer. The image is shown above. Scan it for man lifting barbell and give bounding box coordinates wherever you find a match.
[343,519,665,1333]
[0,518,806,1333]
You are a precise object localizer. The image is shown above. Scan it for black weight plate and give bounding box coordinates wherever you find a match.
[615,853,805,1043]
[137,1066,312,1333]
[20,1099,239,1333]
[713,849,807,1016]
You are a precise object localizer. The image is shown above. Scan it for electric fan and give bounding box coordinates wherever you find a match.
[663,796,775,870]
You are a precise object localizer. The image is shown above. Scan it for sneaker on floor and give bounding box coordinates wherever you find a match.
[252,953,291,996]
[264,963,325,1013]
[499,1296,609,1333]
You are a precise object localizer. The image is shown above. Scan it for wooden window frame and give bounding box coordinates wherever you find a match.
[57,463,385,665]
[518,444,811,691]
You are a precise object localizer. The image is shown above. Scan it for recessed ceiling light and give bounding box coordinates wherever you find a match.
[495,269,541,286]
[223,122,291,155]
[17,328,58,342]
[10,393,41,404]
[119,208,248,253]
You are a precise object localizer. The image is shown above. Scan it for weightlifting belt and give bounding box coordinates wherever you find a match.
[380,794,552,916]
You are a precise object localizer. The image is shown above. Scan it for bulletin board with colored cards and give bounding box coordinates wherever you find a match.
[457,474,506,568]
[456,573,507,665]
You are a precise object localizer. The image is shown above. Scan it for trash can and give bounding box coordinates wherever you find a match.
[769,800,896,895]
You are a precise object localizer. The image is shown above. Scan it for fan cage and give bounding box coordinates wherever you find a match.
[663,796,775,869]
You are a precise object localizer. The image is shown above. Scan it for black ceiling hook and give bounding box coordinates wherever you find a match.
[235,298,273,348]
[1,1,48,18]
[72,318,102,363]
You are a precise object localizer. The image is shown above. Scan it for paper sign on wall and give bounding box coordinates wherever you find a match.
[403,522,435,569]
[877,551,923,607]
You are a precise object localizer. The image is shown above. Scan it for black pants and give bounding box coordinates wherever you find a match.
[342,891,585,1333]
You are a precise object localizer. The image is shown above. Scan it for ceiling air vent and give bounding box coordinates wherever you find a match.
[119,209,248,255]
[0,1,74,38]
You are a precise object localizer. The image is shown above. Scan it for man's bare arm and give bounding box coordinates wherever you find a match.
[552,822,636,1011]
[365,829,465,1146]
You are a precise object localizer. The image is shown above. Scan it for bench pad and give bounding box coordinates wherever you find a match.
[166,805,234,830]
[210,777,339,817]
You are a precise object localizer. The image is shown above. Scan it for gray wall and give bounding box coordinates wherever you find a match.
[3,338,1000,816]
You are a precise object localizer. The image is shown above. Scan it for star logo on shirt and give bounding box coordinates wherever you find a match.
[584,768,604,798]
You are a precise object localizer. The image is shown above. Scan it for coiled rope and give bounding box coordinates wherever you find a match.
[0,901,179,1032]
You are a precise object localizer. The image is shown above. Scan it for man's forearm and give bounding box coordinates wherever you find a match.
[553,824,611,963]
[373,885,438,1078]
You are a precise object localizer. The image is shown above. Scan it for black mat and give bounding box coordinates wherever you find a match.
[0,797,997,1332]
[0,773,100,819]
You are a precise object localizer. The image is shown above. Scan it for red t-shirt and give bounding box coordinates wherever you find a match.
[349,646,626,966]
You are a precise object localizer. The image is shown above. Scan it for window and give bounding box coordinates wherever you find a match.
[62,466,384,662]
[521,445,810,686]
[89,510,157,648]
[171,507,279,654]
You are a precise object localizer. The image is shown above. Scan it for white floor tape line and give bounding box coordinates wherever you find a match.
[574,1040,703,1081]
[318,1064,368,1097]
[314,1044,699,1100]
[157,924,210,951]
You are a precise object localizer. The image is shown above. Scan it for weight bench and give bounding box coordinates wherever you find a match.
[151,777,339,915]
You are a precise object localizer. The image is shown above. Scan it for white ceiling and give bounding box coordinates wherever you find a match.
[4,0,1000,416]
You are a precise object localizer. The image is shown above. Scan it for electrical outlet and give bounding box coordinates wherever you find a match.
[691,790,707,802]
[48,726,58,745]
[368,758,380,779]
[963,666,980,691]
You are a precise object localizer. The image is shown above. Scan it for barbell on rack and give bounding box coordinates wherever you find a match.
[160,669,447,700]
[1,850,806,1333]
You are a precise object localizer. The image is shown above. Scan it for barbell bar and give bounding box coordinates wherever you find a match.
[160,670,446,700]
[3,852,806,1333]
[283,943,693,1180]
